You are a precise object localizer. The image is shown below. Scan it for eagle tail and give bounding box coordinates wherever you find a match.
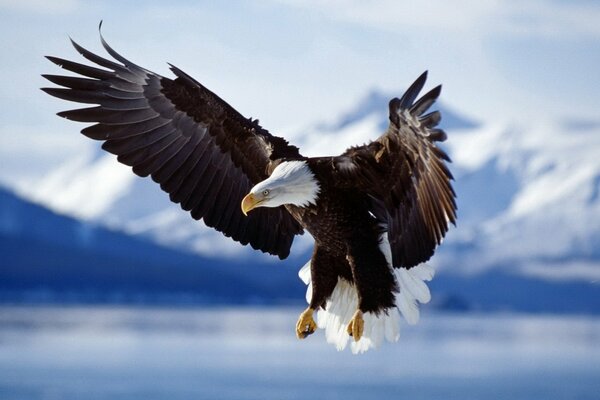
[298,256,434,354]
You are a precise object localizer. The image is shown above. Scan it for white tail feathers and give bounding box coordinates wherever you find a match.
[297,241,435,354]
[298,261,312,304]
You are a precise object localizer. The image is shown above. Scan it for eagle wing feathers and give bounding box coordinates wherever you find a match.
[42,29,303,259]
[335,71,456,268]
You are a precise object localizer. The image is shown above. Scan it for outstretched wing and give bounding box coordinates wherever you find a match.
[334,71,456,268]
[42,27,303,259]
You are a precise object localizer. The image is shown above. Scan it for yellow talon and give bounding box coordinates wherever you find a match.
[346,310,364,342]
[296,307,317,339]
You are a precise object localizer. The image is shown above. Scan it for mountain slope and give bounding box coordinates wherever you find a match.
[9,87,600,304]
[439,120,600,281]
[25,92,471,261]
[2,185,599,313]
[0,186,304,303]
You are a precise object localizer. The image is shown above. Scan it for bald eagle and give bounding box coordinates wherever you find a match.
[43,27,456,354]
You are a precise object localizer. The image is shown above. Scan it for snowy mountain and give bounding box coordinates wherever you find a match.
[0,186,305,303]
[3,185,599,312]
[440,119,600,282]
[20,89,600,286]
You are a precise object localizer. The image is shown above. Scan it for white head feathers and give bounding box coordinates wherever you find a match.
[250,161,320,208]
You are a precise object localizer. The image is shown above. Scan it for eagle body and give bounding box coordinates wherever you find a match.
[284,160,397,315]
[43,25,456,353]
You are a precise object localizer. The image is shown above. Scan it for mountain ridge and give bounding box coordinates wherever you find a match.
[0,185,305,304]
[2,185,599,313]
[6,88,600,286]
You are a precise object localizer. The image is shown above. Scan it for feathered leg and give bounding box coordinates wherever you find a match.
[345,238,397,341]
[296,246,340,339]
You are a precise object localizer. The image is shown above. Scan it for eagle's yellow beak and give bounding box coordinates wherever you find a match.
[241,193,261,216]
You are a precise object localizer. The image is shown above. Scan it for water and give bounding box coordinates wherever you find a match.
[0,306,599,400]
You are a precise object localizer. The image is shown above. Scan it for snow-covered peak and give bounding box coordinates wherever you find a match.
[316,89,478,133]
[18,90,600,282]
[293,88,478,157]
[30,147,135,221]
[439,117,600,281]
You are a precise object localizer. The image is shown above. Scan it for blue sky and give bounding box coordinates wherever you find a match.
[0,0,599,190]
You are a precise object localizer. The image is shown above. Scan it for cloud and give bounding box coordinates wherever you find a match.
[0,0,80,14]
[272,0,600,38]
[1,0,598,198]
[496,1,600,38]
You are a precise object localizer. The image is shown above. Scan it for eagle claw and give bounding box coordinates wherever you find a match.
[347,310,364,341]
[296,307,317,339]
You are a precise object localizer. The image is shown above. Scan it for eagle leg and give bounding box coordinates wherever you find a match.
[344,236,397,343]
[295,307,317,339]
[346,310,364,341]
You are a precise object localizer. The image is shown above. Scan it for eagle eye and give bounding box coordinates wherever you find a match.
[262,189,270,196]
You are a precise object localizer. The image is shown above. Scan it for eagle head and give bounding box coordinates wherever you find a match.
[241,160,320,215]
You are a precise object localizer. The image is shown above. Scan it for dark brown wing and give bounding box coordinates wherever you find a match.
[333,71,456,268]
[42,28,303,259]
